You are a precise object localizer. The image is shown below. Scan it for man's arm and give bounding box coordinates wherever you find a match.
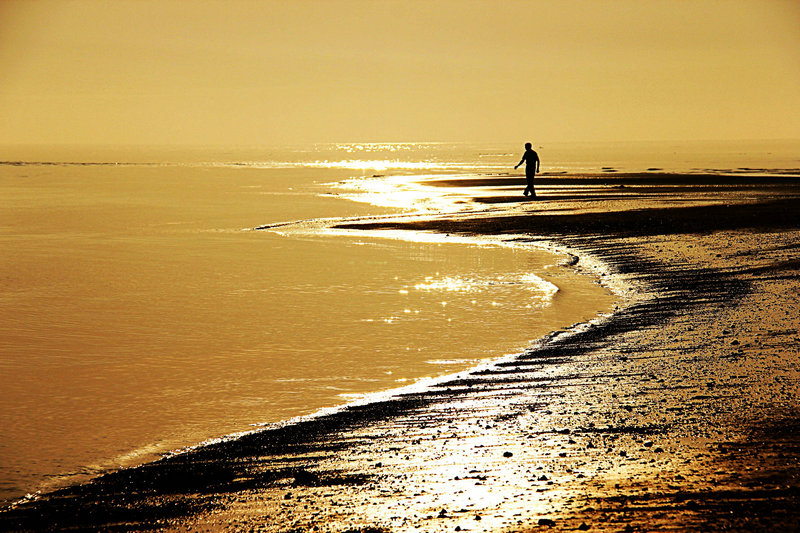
[514,154,526,169]
[535,153,540,172]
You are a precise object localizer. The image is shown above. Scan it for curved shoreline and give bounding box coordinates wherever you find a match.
[0,193,621,504]
[0,246,629,532]
[0,166,620,508]
[3,185,800,531]
[0,234,612,511]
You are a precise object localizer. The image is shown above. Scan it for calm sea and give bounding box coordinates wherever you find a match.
[0,140,796,505]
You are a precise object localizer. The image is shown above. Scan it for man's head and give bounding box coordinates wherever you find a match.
[525,142,532,150]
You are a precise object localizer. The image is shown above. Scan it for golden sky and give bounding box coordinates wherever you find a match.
[1,0,798,145]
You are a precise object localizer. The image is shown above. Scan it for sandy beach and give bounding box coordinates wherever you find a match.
[4,1,799,530]
[3,173,800,532]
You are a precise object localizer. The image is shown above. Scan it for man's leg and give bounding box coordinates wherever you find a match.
[526,174,536,197]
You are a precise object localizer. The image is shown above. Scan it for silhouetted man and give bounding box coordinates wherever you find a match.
[514,142,540,197]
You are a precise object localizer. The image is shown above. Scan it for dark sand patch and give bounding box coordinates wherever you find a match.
[425,173,800,189]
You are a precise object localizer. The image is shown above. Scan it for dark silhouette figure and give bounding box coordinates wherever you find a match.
[514,142,540,197]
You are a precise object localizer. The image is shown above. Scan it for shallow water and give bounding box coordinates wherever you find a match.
[0,145,620,504]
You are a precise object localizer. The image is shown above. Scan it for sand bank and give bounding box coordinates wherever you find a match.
[3,175,800,532]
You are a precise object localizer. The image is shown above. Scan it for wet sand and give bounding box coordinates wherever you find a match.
[3,175,800,532]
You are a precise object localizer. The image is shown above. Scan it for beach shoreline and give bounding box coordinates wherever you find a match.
[3,174,800,531]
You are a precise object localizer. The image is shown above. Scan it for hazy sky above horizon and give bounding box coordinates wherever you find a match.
[1,0,798,145]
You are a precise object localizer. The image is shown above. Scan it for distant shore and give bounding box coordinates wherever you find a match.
[3,174,800,532]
